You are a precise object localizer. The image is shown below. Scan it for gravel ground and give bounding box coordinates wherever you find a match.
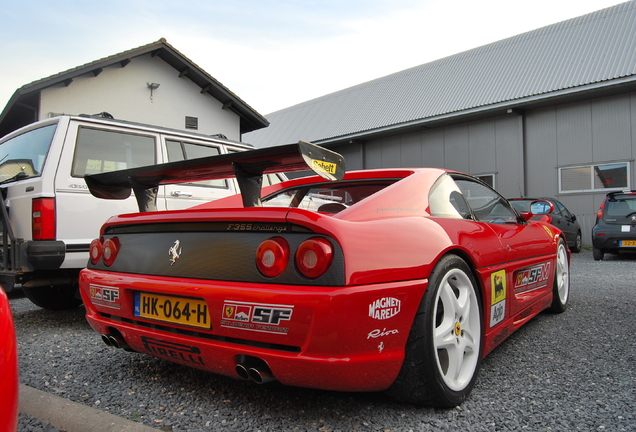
[10,249,636,432]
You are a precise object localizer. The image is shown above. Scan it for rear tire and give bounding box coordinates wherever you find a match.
[592,247,604,261]
[23,284,82,310]
[571,231,582,253]
[548,239,569,313]
[386,255,482,407]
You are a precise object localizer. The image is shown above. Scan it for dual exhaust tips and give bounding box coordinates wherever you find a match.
[101,332,131,351]
[235,356,276,384]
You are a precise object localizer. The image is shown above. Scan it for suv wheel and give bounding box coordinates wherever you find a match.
[23,284,82,310]
[592,247,604,261]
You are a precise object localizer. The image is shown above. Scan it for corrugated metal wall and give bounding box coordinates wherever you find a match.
[340,91,636,247]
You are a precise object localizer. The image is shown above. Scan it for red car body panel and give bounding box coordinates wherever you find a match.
[80,168,567,393]
[0,289,19,432]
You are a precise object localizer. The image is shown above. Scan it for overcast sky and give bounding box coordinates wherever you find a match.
[0,0,628,116]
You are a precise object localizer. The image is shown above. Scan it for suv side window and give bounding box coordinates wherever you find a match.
[0,124,57,180]
[166,140,227,188]
[72,127,155,177]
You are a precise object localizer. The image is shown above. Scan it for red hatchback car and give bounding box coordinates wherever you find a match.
[80,142,570,407]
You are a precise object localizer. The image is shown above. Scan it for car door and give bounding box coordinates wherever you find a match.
[453,177,556,321]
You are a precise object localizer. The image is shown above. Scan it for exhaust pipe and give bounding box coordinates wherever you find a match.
[248,367,276,384]
[235,363,251,380]
[235,356,276,384]
[101,333,130,350]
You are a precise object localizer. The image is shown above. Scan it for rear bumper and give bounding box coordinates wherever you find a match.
[0,241,66,290]
[79,269,428,392]
[592,227,636,250]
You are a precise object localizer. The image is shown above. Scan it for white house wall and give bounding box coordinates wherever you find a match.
[39,54,240,140]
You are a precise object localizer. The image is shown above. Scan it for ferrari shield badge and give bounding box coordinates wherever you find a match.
[169,240,182,265]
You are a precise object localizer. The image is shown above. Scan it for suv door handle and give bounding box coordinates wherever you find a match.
[170,191,193,197]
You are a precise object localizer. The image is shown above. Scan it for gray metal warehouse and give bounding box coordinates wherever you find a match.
[245,1,636,246]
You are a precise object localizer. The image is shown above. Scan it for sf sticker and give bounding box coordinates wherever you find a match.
[490,270,506,327]
[89,284,120,309]
[514,262,551,294]
[221,301,293,335]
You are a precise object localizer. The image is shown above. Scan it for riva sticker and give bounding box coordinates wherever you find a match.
[369,297,401,320]
[490,270,506,328]
[221,301,293,335]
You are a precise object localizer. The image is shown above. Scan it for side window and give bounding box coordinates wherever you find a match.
[0,123,57,180]
[554,200,567,218]
[454,177,519,224]
[165,140,227,188]
[72,127,155,177]
[429,174,470,219]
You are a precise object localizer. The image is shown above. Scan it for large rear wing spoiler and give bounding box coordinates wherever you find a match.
[85,140,346,212]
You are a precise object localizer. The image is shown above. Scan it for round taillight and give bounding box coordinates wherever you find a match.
[102,237,120,267]
[256,237,290,278]
[89,238,103,265]
[296,238,334,279]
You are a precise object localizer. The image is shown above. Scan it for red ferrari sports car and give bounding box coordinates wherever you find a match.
[81,141,570,407]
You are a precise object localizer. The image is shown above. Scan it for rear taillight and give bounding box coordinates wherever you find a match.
[102,237,120,267]
[89,238,103,265]
[296,238,334,279]
[597,201,605,219]
[256,237,290,278]
[32,198,56,240]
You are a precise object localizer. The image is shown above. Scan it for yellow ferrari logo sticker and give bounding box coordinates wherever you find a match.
[225,306,235,318]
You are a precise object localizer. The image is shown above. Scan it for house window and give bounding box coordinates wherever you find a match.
[559,162,629,193]
[476,174,495,189]
[185,116,198,130]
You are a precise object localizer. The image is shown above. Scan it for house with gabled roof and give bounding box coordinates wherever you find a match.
[245,1,636,245]
[0,38,268,141]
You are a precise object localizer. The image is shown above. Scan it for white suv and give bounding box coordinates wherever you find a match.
[0,114,282,309]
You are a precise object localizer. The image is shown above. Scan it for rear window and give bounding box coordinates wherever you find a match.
[262,180,396,213]
[72,127,155,177]
[0,123,57,182]
[606,195,636,217]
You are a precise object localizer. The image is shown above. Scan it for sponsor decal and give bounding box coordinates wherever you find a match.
[141,336,205,366]
[542,225,554,239]
[225,223,288,233]
[220,301,293,335]
[490,270,506,327]
[312,159,337,175]
[492,326,510,346]
[367,328,399,339]
[169,240,182,265]
[514,262,551,294]
[89,284,120,309]
[369,297,401,320]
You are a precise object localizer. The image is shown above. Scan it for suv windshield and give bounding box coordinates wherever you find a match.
[0,124,57,183]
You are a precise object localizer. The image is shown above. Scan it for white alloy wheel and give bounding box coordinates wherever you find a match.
[432,268,481,391]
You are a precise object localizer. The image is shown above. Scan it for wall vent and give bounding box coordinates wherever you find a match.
[185,116,198,130]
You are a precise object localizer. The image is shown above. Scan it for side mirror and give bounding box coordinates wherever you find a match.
[520,199,555,222]
[530,200,554,215]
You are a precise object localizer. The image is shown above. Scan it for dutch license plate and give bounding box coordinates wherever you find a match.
[134,292,210,329]
[620,240,636,247]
